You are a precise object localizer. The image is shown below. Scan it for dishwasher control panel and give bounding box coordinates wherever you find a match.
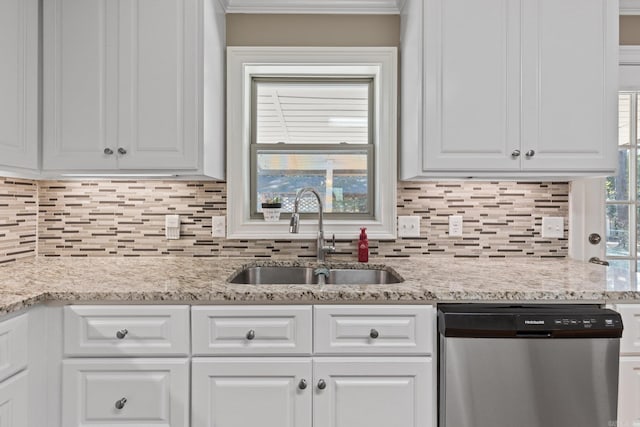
[438,304,624,338]
[517,314,623,331]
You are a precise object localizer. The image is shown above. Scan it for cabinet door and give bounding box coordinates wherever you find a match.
[618,357,640,427]
[116,0,199,170]
[616,304,640,355]
[423,0,521,171]
[192,358,312,427]
[313,357,432,427]
[0,0,38,170]
[0,314,28,383]
[521,0,617,172]
[62,358,189,427]
[0,371,28,427]
[43,0,119,170]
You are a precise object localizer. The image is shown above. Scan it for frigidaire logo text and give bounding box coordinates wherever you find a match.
[524,320,545,325]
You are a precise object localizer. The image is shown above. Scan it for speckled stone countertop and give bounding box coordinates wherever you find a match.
[0,257,638,315]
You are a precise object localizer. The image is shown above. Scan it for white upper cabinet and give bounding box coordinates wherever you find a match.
[43,0,225,178]
[520,0,618,172]
[422,0,521,172]
[0,0,38,171]
[400,0,618,178]
[116,0,198,170]
[43,0,117,170]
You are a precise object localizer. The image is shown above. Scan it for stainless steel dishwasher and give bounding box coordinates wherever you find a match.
[438,304,623,427]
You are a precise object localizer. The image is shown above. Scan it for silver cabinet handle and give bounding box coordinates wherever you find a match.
[525,150,535,158]
[511,149,521,157]
[118,147,127,155]
[104,148,114,155]
[369,329,379,339]
[115,397,127,410]
[298,379,308,390]
[116,329,128,339]
[246,329,256,340]
[317,379,327,390]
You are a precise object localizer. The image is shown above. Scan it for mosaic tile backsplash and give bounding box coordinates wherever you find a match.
[33,180,568,259]
[0,178,37,264]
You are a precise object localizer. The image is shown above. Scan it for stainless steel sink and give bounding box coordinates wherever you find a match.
[229,266,319,285]
[228,265,403,285]
[327,269,402,285]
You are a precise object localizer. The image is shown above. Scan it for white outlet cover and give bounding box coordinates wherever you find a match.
[542,217,564,238]
[449,215,463,237]
[398,216,421,238]
[212,216,226,238]
[165,215,180,240]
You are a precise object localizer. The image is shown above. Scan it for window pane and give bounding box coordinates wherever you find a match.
[606,204,630,256]
[255,80,370,145]
[620,93,632,146]
[256,151,369,214]
[605,149,630,201]
[607,260,632,290]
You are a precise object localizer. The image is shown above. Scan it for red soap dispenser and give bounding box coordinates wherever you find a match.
[358,227,369,262]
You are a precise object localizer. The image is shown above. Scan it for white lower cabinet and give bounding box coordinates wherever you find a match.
[191,357,431,427]
[191,358,312,427]
[313,357,431,427]
[0,371,28,427]
[616,304,640,427]
[53,304,435,427]
[618,357,640,427]
[62,359,189,427]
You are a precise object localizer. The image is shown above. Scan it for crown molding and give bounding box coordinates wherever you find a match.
[620,0,640,15]
[219,0,403,14]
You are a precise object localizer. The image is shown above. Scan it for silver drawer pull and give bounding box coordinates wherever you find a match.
[317,379,327,390]
[525,149,535,158]
[246,329,256,340]
[115,397,127,410]
[298,379,308,390]
[104,148,114,155]
[116,329,128,339]
[369,329,379,339]
[511,149,521,157]
[118,147,127,155]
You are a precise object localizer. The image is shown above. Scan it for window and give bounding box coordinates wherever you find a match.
[606,92,640,272]
[600,48,640,274]
[252,78,374,219]
[226,47,397,240]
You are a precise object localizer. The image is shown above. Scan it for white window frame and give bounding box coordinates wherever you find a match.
[226,47,398,240]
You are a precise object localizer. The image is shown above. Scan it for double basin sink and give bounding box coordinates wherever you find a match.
[229,265,403,285]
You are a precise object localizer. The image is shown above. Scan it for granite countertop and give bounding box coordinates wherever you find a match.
[0,257,638,315]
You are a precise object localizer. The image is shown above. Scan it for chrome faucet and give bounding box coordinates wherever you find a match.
[289,187,336,262]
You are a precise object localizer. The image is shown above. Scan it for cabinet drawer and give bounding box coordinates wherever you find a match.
[314,305,434,355]
[616,304,640,355]
[0,313,28,383]
[64,305,190,357]
[191,306,312,355]
[62,359,189,427]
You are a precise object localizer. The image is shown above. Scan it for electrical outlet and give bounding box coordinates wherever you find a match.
[542,217,564,238]
[212,216,226,238]
[398,216,421,238]
[165,215,180,240]
[449,215,463,237]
